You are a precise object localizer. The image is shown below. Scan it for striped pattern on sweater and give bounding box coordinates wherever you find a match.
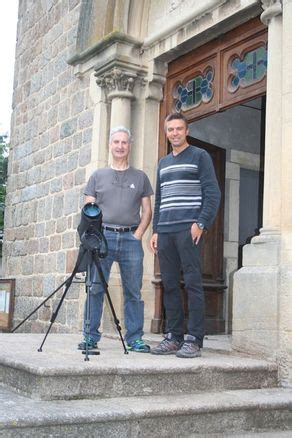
[159,164,202,221]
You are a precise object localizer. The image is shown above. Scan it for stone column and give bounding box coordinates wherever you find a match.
[232,0,283,365]
[261,0,283,232]
[95,67,136,129]
[279,0,292,385]
[131,60,167,332]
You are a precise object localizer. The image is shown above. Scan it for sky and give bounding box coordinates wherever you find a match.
[0,1,19,138]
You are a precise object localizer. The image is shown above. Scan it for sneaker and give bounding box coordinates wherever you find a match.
[77,336,98,350]
[127,339,150,353]
[176,339,201,358]
[150,335,182,355]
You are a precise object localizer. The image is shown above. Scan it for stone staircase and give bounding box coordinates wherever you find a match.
[0,333,291,437]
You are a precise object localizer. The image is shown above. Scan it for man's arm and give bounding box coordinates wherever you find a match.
[133,196,152,240]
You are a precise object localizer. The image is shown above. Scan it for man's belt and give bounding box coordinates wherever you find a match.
[102,225,138,233]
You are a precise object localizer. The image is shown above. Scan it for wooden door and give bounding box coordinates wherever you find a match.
[187,136,226,333]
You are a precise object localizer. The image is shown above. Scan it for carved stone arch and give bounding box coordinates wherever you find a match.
[127,0,150,40]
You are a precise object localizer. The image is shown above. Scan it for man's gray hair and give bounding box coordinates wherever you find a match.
[109,126,133,144]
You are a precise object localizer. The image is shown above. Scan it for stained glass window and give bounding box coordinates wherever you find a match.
[229,46,267,92]
[173,68,214,112]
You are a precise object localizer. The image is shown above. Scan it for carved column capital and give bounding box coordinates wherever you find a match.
[261,0,282,25]
[95,67,137,101]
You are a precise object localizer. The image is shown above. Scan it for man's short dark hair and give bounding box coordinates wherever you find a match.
[164,113,188,131]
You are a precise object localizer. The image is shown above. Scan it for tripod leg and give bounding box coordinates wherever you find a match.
[37,274,74,352]
[93,253,128,354]
[82,252,99,360]
[37,246,87,352]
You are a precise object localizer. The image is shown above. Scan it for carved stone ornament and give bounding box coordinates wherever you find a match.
[261,0,282,25]
[95,68,136,99]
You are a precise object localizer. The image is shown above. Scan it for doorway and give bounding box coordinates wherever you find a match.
[151,17,267,335]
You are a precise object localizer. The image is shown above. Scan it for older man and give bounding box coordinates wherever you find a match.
[78,126,153,352]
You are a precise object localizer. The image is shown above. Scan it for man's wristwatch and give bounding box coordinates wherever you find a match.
[196,222,205,230]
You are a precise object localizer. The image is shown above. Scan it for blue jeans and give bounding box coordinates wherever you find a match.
[83,229,145,345]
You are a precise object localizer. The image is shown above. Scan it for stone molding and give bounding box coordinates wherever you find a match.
[261,0,282,25]
[143,0,228,48]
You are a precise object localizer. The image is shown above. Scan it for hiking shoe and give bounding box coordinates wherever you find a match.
[127,339,150,353]
[150,336,182,355]
[77,336,98,350]
[176,341,201,358]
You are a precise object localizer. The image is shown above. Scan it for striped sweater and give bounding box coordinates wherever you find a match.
[153,145,221,233]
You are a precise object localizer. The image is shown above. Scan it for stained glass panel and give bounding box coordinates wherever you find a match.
[173,68,214,112]
[229,46,267,92]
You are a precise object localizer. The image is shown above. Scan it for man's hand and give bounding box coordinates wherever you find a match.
[150,233,158,254]
[133,229,143,240]
[191,223,203,245]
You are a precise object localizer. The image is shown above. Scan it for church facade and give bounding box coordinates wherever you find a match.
[4,0,292,385]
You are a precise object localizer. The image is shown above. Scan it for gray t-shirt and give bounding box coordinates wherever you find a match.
[84,167,153,226]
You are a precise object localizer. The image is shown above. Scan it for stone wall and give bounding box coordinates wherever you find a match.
[3,0,91,333]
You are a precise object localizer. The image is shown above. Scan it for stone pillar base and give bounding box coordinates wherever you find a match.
[232,231,280,360]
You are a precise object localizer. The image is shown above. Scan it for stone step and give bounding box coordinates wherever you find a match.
[0,334,278,400]
[0,385,291,437]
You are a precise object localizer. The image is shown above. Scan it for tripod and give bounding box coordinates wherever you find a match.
[12,233,128,361]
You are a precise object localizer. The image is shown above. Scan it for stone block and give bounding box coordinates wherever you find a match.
[63,173,74,190]
[67,151,79,171]
[43,253,57,273]
[15,277,33,297]
[78,109,93,129]
[50,177,63,193]
[27,239,39,255]
[72,132,82,149]
[52,193,64,218]
[34,254,45,273]
[56,217,67,233]
[60,118,77,139]
[50,235,61,252]
[52,143,64,159]
[49,125,60,143]
[22,255,34,275]
[45,220,56,236]
[232,265,280,359]
[58,98,70,123]
[43,274,56,297]
[82,127,92,144]
[45,196,53,220]
[56,251,66,272]
[39,237,49,253]
[74,168,86,186]
[66,249,78,272]
[64,189,79,214]
[35,223,45,238]
[62,232,75,249]
[71,91,85,115]
[78,145,91,167]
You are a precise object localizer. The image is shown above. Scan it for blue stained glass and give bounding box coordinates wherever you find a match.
[229,46,267,92]
[206,70,213,81]
[206,88,212,99]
